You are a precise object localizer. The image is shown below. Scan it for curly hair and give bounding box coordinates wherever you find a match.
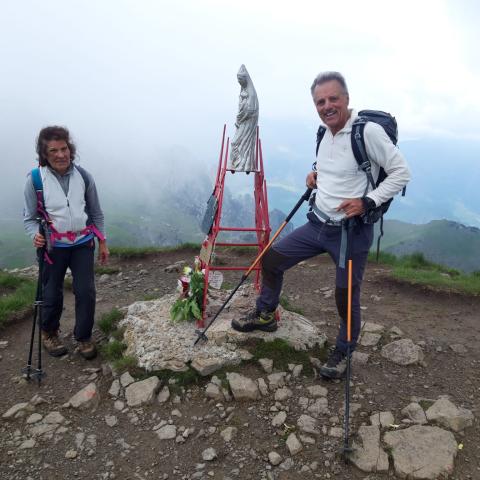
[36,126,76,166]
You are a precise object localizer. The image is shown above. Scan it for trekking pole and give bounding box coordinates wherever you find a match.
[341,253,354,460]
[194,188,312,346]
[22,220,49,384]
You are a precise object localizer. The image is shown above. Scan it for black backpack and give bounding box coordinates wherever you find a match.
[314,110,406,256]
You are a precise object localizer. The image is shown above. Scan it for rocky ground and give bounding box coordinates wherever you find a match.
[1,247,479,480]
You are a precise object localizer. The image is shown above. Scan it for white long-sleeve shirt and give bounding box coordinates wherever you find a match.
[314,109,411,222]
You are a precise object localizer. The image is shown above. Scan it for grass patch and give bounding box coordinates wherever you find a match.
[98,308,124,335]
[136,367,204,388]
[142,294,160,301]
[100,339,127,361]
[371,252,480,295]
[0,272,36,328]
[112,355,137,373]
[245,338,328,375]
[109,243,200,259]
[418,400,434,411]
[279,295,305,315]
[95,266,121,275]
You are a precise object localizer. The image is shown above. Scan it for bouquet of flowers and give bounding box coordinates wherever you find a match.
[170,257,205,322]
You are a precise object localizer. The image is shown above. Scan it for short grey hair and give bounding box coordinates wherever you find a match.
[310,71,349,97]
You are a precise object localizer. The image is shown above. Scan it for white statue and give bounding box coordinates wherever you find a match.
[228,65,259,173]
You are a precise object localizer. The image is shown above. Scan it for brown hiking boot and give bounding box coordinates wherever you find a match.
[41,331,68,357]
[77,340,97,360]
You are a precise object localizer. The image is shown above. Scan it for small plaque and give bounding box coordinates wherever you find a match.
[208,270,224,290]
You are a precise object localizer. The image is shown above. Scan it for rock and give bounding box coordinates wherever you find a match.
[258,358,273,374]
[108,379,121,397]
[19,439,36,449]
[267,372,286,389]
[307,397,329,417]
[272,411,287,427]
[349,426,389,473]
[68,383,100,410]
[99,274,110,284]
[191,355,224,376]
[237,349,254,361]
[3,402,32,419]
[401,402,427,424]
[220,426,237,442]
[352,351,370,366]
[307,385,328,398]
[119,372,135,388]
[114,400,125,411]
[164,261,185,273]
[292,364,303,377]
[280,457,294,470]
[26,413,43,424]
[359,333,381,347]
[157,386,170,403]
[29,422,57,438]
[370,411,394,428]
[156,425,177,440]
[425,397,474,432]
[43,411,65,424]
[105,415,118,427]
[257,378,269,396]
[328,427,343,438]
[125,376,160,407]
[384,425,457,479]
[389,326,403,337]
[202,448,217,461]
[286,433,303,455]
[65,449,78,459]
[205,383,224,401]
[449,344,467,354]
[268,451,282,466]
[381,339,424,365]
[362,322,385,333]
[297,415,319,435]
[226,373,260,401]
[274,387,293,402]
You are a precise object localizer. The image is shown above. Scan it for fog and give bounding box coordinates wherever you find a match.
[2,0,479,223]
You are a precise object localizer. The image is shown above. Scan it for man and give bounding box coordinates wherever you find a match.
[23,126,109,360]
[231,72,410,379]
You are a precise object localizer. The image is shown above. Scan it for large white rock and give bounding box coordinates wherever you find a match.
[384,425,457,479]
[401,402,427,424]
[125,376,160,407]
[191,355,224,376]
[349,425,389,473]
[297,415,320,435]
[381,339,424,365]
[286,433,303,455]
[426,397,474,432]
[226,372,260,401]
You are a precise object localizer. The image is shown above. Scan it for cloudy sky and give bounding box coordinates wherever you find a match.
[1,0,479,214]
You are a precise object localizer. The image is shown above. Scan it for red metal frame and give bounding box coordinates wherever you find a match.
[198,126,270,327]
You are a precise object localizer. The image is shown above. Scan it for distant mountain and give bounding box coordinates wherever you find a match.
[375,219,480,273]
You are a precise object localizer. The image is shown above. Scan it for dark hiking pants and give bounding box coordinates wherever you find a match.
[256,213,374,354]
[40,240,96,341]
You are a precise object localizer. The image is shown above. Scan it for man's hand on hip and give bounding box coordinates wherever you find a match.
[336,198,365,218]
[98,240,110,265]
[33,233,46,248]
[306,171,317,189]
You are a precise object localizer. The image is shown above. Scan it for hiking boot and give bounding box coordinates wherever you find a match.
[320,347,349,379]
[77,340,97,360]
[231,309,278,333]
[41,330,68,357]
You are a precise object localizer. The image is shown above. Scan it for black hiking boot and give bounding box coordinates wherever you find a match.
[320,347,348,379]
[231,309,278,333]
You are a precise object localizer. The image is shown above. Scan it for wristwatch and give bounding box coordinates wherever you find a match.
[361,196,376,213]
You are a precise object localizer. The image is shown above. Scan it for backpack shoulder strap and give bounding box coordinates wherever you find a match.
[73,164,91,192]
[315,125,327,157]
[351,117,376,190]
[31,167,43,192]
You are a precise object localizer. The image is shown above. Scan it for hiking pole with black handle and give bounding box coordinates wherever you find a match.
[22,219,49,384]
[194,188,312,346]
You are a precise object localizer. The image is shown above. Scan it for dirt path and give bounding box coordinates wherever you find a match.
[1,249,479,479]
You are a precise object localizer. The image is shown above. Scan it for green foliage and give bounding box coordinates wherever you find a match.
[112,355,137,373]
[142,294,160,301]
[245,338,328,375]
[279,295,304,315]
[0,272,36,328]
[137,367,203,387]
[373,251,480,295]
[170,270,204,322]
[98,308,124,335]
[95,266,121,275]
[109,243,200,259]
[100,339,127,360]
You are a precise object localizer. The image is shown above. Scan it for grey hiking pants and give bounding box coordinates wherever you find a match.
[256,212,374,353]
